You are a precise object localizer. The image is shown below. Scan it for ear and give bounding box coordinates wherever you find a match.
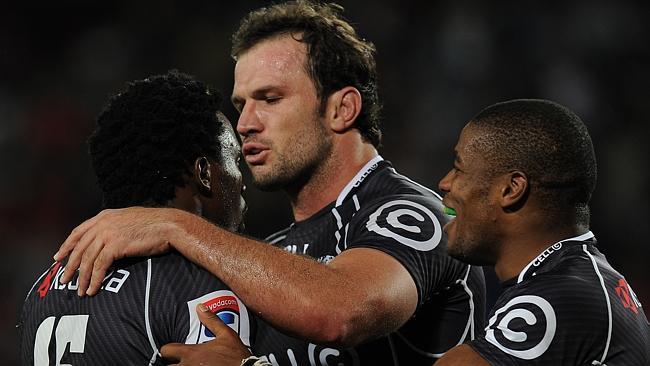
[499,170,529,212]
[193,156,212,194]
[327,86,362,133]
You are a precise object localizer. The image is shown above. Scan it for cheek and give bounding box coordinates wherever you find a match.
[223,160,243,187]
[452,201,485,244]
[223,177,240,204]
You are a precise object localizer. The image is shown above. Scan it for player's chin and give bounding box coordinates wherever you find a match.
[448,241,492,266]
[447,245,475,265]
[442,218,457,240]
[445,230,470,262]
[444,229,461,255]
[445,243,464,262]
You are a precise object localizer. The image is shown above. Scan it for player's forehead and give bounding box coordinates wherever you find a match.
[240,33,307,69]
[455,123,487,166]
[454,124,474,155]
[232,34,310,92]
[216,112,240,155]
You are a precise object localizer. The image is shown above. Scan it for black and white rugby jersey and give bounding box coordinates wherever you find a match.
[470,232,650,365]
[19,251,254,365]
[254,156,486,365]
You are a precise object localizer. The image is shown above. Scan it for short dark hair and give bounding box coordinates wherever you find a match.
[88,70,225,208]
[231,0,382,147]
[469,99,597,224]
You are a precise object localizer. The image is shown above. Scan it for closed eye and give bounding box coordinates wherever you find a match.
[265,96,281,104]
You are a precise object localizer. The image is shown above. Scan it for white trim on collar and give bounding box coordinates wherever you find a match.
[516,231,595,284]
[335,155,384,207]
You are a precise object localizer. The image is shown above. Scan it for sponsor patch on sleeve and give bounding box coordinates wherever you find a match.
[484,295,556,360]
[185,290,251,346]
[366,199,442,251]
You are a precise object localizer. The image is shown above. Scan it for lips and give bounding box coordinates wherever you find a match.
[441,200,457,233]
[242,142,269,165]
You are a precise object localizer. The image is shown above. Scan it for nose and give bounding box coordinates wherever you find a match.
[236,103,263,137]
[438,170,453,194]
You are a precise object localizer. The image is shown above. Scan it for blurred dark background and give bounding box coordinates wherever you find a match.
[2,0,648,364]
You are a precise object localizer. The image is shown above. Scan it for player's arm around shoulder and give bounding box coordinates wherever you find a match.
[322,194,447,347]
[53,206,417,347]
[323,246,419,346]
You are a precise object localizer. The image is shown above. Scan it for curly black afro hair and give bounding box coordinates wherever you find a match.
[88,70,225,208]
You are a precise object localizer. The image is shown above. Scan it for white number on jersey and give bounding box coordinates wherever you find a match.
[34,315,89,365]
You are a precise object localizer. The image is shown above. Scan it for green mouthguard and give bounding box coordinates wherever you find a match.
[443,207,457,216]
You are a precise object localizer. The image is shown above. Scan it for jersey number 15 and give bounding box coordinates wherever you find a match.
[34,315,89,365]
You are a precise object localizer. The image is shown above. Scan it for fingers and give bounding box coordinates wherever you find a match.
[160,343,186,363]
[58,219,120,296]
[76,237,105,296]
[54,207,175,297]
[196,303,236,339]
[86,249,116,296]
[54,214,102,262]
[161,305,251,366]
[59,225,99,285]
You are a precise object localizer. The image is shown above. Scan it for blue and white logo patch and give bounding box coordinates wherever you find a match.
[185,290,251,347]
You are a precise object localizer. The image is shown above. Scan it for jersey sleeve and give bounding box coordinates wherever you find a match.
[469,275,609,365]
[148,252,254,349]
[344,194,449,306]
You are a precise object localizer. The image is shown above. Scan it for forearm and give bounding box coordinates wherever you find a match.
[168,208,400,346]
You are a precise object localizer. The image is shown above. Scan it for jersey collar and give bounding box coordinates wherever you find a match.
[335,155,385,207]
[516,231,596,284]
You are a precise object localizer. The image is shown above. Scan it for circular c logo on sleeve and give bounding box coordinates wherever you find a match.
[366,199,441,251]
[485,295,557,360]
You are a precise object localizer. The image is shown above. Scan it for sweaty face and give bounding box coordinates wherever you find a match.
[438,123,501,265]
[232,35,332,191]
[206,113,246,232]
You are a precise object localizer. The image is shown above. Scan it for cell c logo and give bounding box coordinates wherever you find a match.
[366,200,441,251]
[485,295,557,360]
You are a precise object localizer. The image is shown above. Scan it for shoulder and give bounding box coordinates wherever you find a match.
[349,192,448,250]
[356,165,446,221]
[264,227,291,246]
[483,274,610,350]
[361,164,443,201]
[503,272,608,317]
[144,253,252,346]
[148,251,228,291]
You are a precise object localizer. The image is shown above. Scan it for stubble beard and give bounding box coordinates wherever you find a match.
[447,219,499,266]
[448,237,496,266]
[251,117,332,193]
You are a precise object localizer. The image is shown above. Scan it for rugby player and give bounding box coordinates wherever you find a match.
[53,1,486,365]
[162,99,650,366]
[435,99,649,365]
[19,71,252,365]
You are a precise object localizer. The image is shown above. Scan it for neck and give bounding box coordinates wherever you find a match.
[493,222,587,282]
[289,138,377,222]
